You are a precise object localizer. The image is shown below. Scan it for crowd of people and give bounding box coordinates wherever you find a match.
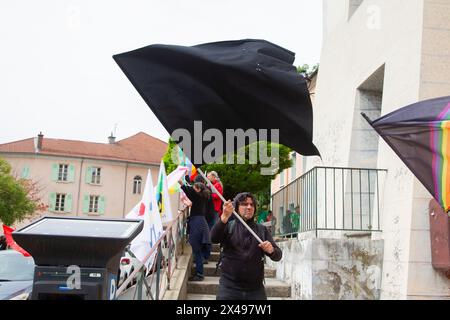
[180,171,282,300]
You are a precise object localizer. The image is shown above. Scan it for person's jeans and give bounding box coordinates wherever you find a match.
[194,244,211,275]
[216,283,267,300]
[203,213,218,261]
[193,246,204,276]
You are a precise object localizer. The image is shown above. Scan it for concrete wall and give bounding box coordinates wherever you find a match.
[271,152,307,192]
[268,237,384,299]
[405,0,450,299]
[309,0,427,299]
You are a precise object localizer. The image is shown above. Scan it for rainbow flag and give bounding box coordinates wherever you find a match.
[178,146,197,180]
[364,96,450,213]
[431,104,450,212]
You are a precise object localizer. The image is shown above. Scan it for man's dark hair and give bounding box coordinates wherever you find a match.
[194,182,211,199]
[194,175,205,184]
[233,192,258,211]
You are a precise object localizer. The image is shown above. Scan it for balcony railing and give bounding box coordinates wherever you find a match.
[271,166,387,237]
[115,208,188,300]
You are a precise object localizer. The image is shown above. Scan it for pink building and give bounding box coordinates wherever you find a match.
[0,132,177,228]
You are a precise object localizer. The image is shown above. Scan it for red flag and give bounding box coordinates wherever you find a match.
[2,225,31,257]
[138,202,146,216]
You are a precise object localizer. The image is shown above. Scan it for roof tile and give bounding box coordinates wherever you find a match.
[0,132,167,165]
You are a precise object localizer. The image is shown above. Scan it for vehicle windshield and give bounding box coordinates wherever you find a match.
[0,252,34,281]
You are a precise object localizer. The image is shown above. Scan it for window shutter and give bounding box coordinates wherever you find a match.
[49,193,56,211]
[65,194,73,213]
[83,195,90,214]
[85,167,93,184]
[51,164,59,181]
[99,196,106,215]
[68,165,75,182]
[21,166,30,179]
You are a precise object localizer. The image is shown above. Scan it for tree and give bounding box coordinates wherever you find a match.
[0,158,46,226]
[297,63,319,77]
[162,138,179,174]
[161,139,292,213]
[201,142,292,212]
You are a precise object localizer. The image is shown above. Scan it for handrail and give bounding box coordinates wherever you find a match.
[115,208,188,298]
[271,166,387,237]
[272,166,387,198]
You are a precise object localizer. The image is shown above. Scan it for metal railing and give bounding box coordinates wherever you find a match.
[115,208,188,300]
[271,166,387,237]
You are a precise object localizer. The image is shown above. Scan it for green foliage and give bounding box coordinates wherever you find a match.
[201,142,292,204]
[0,158,39,226]
[297,63,319,77]
[162,138,179,174]
[161,139,293,215]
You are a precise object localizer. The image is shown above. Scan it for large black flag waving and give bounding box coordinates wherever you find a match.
[113,39,320,166]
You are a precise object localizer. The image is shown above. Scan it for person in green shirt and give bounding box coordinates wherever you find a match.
[290,206,301,233]
[257,210,268,224]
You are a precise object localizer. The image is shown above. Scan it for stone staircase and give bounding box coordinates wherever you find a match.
[186,244,291,300]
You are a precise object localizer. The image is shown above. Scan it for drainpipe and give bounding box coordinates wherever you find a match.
[122,163,128,218]
[76,158,84,216]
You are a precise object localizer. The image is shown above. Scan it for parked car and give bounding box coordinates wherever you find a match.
[118,250,143,289]
[0,250,35,300]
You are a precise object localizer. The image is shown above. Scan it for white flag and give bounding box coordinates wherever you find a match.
[126,169,163,270]
[166,166,188,194]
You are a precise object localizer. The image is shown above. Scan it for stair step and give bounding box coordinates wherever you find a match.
[191,264,276,278]
[187,277,291,298]
[207,252,220,262]
[186,294,292,300]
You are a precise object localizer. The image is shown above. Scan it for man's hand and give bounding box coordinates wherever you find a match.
[258,241,274,255]
[221,200,234,223]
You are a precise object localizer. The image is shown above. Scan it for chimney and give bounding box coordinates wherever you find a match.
[37,132,43,151]
[108,132,116,144]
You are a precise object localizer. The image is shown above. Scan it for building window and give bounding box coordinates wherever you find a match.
[58,164,68,181]
[89,195,99,213]
[21,166,30,179]
[91,167,101,184]
[55,194,66,212]
[133,176,142,194]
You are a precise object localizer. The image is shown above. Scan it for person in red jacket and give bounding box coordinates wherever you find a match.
[207,171,224,226]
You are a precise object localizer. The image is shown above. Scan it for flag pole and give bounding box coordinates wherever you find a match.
[197,168,263,244]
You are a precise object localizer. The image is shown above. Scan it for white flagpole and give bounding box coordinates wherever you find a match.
[197,168,263,244]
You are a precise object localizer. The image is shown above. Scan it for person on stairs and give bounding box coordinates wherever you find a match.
[207,171,224,222]
[192,175,215,265]
[210,192,282,300]
[180,179,211,282]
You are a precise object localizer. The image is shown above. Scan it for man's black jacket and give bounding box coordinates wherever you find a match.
[210,218,282,290]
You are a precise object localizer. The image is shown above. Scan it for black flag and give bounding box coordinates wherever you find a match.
[113,39,320,166]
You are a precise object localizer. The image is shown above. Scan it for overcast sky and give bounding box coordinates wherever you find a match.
[0,0,323,145]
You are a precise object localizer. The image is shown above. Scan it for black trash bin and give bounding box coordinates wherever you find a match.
[12,216,143,300]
